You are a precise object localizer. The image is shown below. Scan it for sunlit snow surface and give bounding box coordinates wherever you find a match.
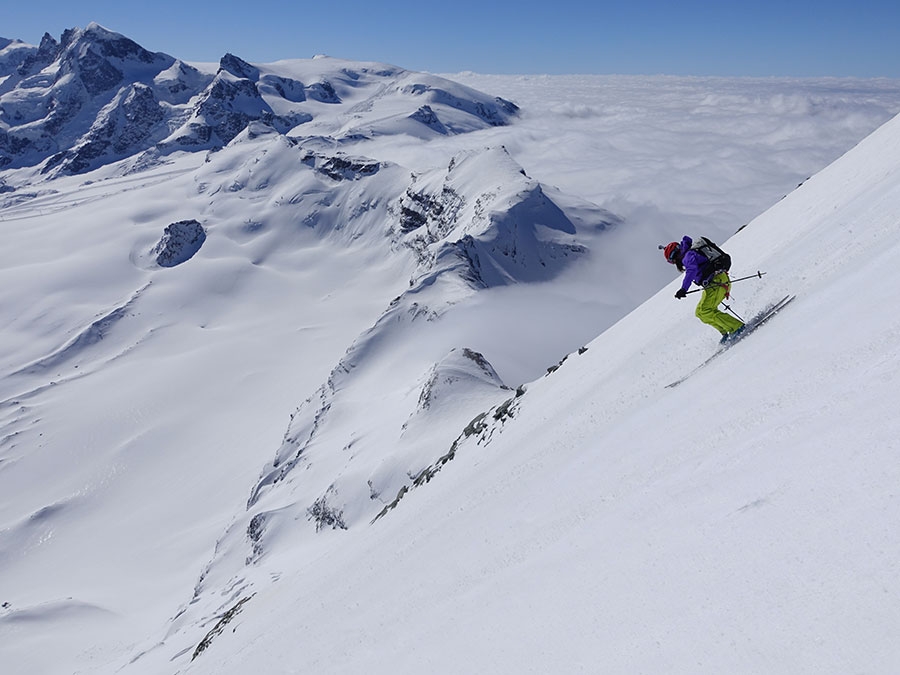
[2,71,900,674]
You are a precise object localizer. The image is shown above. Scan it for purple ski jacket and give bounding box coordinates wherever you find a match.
[678,235,711,292]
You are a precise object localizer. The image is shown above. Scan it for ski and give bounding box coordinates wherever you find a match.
[666,295,796,388]
[724,294,795,346]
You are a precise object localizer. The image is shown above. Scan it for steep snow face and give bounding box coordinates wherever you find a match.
[122,111,900,675]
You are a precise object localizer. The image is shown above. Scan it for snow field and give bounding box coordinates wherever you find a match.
[2,64,900,674]
[172,112,900,674]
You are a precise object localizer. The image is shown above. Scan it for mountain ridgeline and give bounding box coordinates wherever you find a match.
[0,23,519,176]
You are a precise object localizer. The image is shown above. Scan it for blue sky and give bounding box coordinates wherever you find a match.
[3,0,899,77]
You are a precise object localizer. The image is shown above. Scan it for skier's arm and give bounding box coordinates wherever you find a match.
[681,252,702,291]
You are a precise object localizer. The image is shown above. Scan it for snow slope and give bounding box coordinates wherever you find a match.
[1,55,900,674]
[117,110,900,673]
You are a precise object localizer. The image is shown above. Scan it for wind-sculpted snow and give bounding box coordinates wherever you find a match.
[9,283,150,377]
[156,140,621,662]
[0,598,115,624]
[414,347,509,413]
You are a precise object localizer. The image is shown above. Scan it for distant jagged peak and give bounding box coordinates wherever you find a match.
[41,80,168,176]
[58,23,168,66]
[219,53,260,81]
[37,32,58,53]
[0,33,53,78]
[325,70,518,140]
[0,26,526,180]
[1,33,55,53]
[46,23,175,100]
[153,59,213,104]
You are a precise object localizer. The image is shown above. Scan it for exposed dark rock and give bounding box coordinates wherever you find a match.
[258,74,306,102]
[246,512,268,564]
[60,45,124,96]
[316,155,380,181]
[308,491,346,531]
[219,53,259,81]
[410,105,447,133]
[153,219,207,267]
[113,84,165,150]
[192,595,254,661]
[82,24,159,64]
[183,74,296,145]
[400,83,518,128]
[398,186,459,234]
[15,33,59,76]
[306,80,340,103]
[155,60,211,103]
[42,83,165,175]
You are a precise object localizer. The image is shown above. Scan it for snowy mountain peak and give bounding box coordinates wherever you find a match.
[219,52,260,81]
[413,347,510,415]
[400,145,600,289]
[0,26,519,177]
[62,22,162,64]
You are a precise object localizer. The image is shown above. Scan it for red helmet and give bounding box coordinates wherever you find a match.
[663,241,680,264]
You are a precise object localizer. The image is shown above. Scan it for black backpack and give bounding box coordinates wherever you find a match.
[691,236,731,275]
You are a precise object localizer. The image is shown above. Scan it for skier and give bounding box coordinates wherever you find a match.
[663,236,745,343]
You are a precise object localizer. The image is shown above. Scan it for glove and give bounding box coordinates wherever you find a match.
[674,288,687,299]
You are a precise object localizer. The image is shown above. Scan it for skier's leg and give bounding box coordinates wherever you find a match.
[695,274,743,334]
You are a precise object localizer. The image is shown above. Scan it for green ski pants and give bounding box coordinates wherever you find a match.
[695,272,744,336]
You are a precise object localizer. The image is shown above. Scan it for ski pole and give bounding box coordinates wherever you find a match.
[685,270,766,294]
[719,302,745,323]
[729,270,767,284]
